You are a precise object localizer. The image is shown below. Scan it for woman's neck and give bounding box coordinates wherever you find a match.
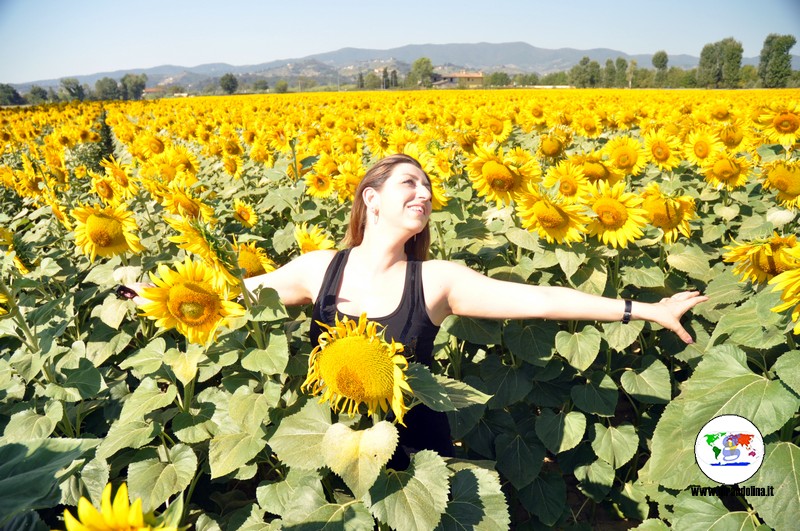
[353,229,408,272]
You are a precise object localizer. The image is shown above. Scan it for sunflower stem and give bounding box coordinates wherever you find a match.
[0,277,40,354]
[235,270,267,350]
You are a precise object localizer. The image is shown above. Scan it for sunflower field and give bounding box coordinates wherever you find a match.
[1,88,800,531]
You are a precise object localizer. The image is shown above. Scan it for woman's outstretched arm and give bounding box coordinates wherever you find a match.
[425,260,708,344]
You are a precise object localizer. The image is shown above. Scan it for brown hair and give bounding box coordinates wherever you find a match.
[342,153,431,261]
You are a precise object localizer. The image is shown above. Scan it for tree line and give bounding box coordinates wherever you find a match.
[1,34,796,105]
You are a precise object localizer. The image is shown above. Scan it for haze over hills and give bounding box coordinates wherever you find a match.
[9,41,799,91]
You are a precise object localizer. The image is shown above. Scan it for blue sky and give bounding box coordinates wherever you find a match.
[1,0,798,84]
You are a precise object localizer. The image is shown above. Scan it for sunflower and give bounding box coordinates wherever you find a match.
[222,155,244,180]
[569,151,622,186]
[769,246,800,334]
[365,129,391,159]
[684,128,724,168]
[605,135,647,176]
[586,181,649,248]
[761,160,800,209]
[542,160,591,204]
[334,153,366,203]
[537,126,572,161]
[161,183,215,222]
[715,119,748,152]
[165,216,239,286]
[573,111,603,139]
[724,233,799,285]
[295,223,335,254]
[759,102,800,148]
[467,144,537,206]
[302,313,412,425]
[232,199,258,228]
[640,182,696,243]
[100,155,138,198]
[249,139,275,167]
[481,114,514,145]
[0,290,7,317]
[72,203,146,262]
[515,184,589,245]
[89,171,120,206]
[236,240,276,278]
[59,482,178,531]
[139,256,245,345]
[701,152,751,190]
[644,129,683,172]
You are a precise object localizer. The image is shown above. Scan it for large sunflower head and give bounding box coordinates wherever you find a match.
[761,160,800,209]
[702,152,751,191]
[302,313,412,425]
[644,129,682,172]
[139,256,245,345]
[758,102,800,148]
[724,232,800,285]
[232,199,258,228]
[165,216,239,286]
[569,151,622,186]
[537,126,572,161]
[605,135,647,176]
[60,482,178,531]
[295,223,335,254]
[543,160,591,205]
[162,183,215,222]
[684,128,724,168]
[515,184,589,245]
[466,144,529,206]
[71,203,146,262]
[236,240,276,278]
[587,181,649,248]
[640,182,696,243]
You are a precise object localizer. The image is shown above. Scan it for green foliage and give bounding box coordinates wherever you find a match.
[220,73,239,95]
[759,33,798,88]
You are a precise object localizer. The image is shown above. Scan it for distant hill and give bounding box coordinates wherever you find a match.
[9,41,800,91]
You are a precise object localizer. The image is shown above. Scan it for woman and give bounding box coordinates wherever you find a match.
[241,153,707,467]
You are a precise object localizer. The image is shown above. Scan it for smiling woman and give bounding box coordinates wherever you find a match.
[242,152,707,469]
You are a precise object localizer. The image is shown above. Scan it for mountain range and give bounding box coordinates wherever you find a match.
[10,41,799,91]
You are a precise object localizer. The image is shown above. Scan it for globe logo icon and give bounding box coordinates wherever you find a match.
[694,414,765,484]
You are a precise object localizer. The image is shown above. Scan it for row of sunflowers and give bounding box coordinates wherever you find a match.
[0,88,799,530]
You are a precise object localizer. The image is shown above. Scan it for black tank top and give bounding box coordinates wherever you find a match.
[309,248,453,468]
[310,248,440,366]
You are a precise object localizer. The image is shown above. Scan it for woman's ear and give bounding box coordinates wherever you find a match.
[363,186,380,211]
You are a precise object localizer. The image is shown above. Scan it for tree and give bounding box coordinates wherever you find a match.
[274,80,289,93]
[60,78,86,101]
[253,79,270,92]
[390,70,399,88]
[615,57,628,87]
[26,85,48,104]
[720,37,743,88]
[652,50,668,87]
[697,38,742,88]
[364,71,381,90]
[408,57,434,88]
[486,72,512,87]
[759,33,797,88]
[382,68,389,89]
[95,77,120,100]
[626,59,637,88]
[604,59,617,88]
[220,73,238,94]
[0,84,25,105]
[357,72,365,89]
[120,73,147,100]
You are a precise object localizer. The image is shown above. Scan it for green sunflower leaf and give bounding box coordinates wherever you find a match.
[620,356,671,404]
[322,421,398,498]
[555,325,601,372]
[570,370,618,417]
[671,491,758,531]
[256,468,327,523]
[771,350,800,395]
[208,428,268,479]
[269,399,332,471]
[436,462,510,531]
[517,471,567,527]
[364,450,450,531]
[289,501,374,530]
[503,319,557,366]
[127,444,198,512]
[535,409,586,455]
[494,432,545,490]
[574,459,615,502]
[647,345,800,489]
[743,442,800,531]
[591,423,638,469]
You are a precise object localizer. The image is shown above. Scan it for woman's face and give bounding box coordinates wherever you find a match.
[370,163,432,231]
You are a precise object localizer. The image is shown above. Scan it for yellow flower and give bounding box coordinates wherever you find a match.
[165,216,239,286]
[100,155,139,198]
[701,152,751,191]
[644,129,683,172]
[161,183,215,222]
[587,181,649,248]
[758,102,800,148]
[542,160,591,205]
[60,482,177,531]
[573,111,603,139]
[761,160,800,209]
[302,313,412,425]
[305,168,336,199]
[90,171,120,206]
[684,128,724,168]
[769,246,800,334]
[139,257,245,345]
[515,185,589,245]
[236,240,276,278]
[295,223,335,254]
[569,151,622,186]
[640,182,696,243]
[72,203,146,262]
[605,135,647,176]
[724,233,799,285]
[467,144,539,206]
[537,126,572,161]
[334,153,366,203]
[233,199,258,228]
